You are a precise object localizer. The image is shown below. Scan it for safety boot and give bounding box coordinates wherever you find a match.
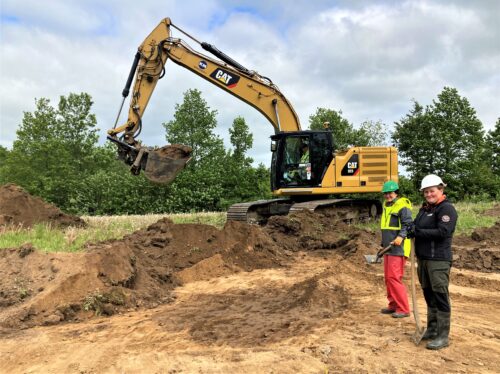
[426,311,450,350]
[422,307,438,340]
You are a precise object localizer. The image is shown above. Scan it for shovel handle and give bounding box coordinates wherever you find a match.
[410,238,426,344]
[377,244,392,257]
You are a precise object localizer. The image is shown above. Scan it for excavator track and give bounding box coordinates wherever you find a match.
[227,199,293,224]
[289,199,381,223]
[228,198,381,224]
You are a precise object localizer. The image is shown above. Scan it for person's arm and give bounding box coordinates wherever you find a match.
[415,204,458,239]
[397,207,413,238]
[392,207,412,245]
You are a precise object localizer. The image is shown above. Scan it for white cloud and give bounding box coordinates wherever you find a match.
[1,0,498,164]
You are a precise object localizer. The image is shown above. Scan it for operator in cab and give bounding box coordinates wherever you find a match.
[300,142,309,163]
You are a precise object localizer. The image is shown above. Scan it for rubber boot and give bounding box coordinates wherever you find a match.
[426,311,450,350]
[422,307,438,340]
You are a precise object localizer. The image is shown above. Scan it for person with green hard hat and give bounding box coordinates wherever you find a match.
[379,180,413,318]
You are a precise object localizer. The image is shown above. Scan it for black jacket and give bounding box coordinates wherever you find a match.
[414,198,458,261]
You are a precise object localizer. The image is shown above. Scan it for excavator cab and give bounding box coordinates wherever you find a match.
[271,131,333,190]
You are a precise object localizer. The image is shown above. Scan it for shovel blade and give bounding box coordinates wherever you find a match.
[364,255,381,264]
[143,145,192,185]
[412,327,427,345]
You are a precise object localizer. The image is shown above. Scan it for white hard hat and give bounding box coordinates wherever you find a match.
[420,174,446,190]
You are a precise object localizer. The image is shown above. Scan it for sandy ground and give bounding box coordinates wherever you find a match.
[1,189,498,373]
[1,251,499,373]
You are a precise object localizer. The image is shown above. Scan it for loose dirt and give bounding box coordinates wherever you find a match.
[452,221,500,273]
[0,199,499,373]
[154,144,192,159]
[0,184,85,228]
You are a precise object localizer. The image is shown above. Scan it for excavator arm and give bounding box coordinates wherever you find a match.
[108,18,301,183]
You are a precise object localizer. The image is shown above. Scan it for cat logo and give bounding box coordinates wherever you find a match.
[210,68,240,88]
[341,154,360,176]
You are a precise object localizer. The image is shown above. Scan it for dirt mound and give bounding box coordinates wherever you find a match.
[285,275,349,313]
[0,184,85,228]
[155,272,352,348]
[265,210,363,252]
[0,210,379,330]
[0,218,285,329]
[451,271,500,291]
[452,222,500,273]
[453,245,500,272]
[484,203,500,217]
[470,221,500,243]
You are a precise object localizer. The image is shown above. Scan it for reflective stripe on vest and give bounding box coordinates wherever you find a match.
[381,197,412,230]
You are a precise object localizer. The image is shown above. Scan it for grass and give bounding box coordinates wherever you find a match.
[0,212,226,253]
[355,200,498,236]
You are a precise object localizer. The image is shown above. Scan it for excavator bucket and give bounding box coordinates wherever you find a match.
[108,136,192,185]
[143,144,192,184]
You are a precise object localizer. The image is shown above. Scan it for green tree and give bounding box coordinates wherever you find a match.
[485,118,500,176]
[0,146,9,183]
[229,116,253,163]
[163,89,224,164]
[0,145,8,159]
[309,108,358,149]
[392,101,433,190]
[161,89,227,211]
[393,87,488,199]
[219,116,268,208]
[162,91,273,210]
[357,120,390,146]
[309,108,387,148]
[479,118,500,198]
[2,93,99,212]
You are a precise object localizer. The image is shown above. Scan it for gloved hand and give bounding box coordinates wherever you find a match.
[391,236,403,246]
[406,222,416,239]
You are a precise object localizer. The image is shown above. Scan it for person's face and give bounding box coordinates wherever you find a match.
[383,191,397,202]
[423,186,443,204]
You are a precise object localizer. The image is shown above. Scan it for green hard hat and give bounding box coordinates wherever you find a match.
[382,180,399,193]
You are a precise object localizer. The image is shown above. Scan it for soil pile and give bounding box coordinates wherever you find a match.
[484,203,500,217]
[470,221,500,243]
[0,184,85,228]
[285,275,349,314]
[0,209,381,330]
[266,210,361,251]
[0,218,286,329]
[453,222,500,273]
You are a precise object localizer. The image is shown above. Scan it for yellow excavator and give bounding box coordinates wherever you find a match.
[107,18,398,223]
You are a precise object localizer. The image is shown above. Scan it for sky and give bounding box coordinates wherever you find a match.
[1,0,499,166]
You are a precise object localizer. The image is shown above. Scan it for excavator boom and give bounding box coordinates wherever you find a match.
[108,18,301,184]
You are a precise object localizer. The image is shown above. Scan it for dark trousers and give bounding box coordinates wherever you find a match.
[417,259,451,313]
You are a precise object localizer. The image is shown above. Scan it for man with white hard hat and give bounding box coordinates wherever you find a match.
[412,174,458,350]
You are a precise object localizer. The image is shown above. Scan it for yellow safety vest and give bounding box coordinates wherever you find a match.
[300,150,309,163]
[381,197,412,257]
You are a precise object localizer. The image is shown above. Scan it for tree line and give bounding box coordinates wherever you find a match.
[0,87,498,215]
